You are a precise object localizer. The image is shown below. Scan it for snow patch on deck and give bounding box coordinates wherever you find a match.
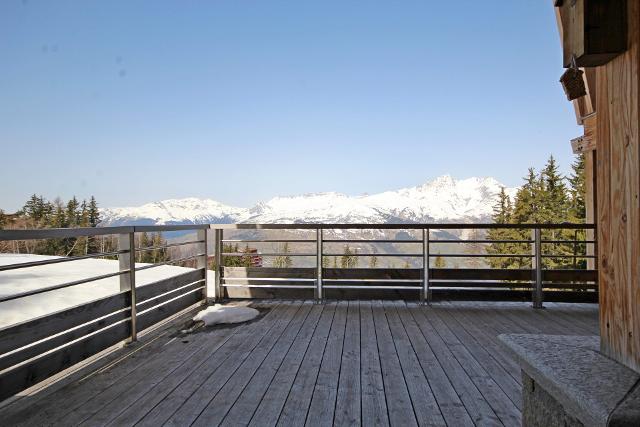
[193,304,259,326]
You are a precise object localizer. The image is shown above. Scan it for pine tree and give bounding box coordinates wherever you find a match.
[434,256,446,268]
[540,155,569,223]
[540,155,573,267]
[341,245,358,268]
[568,154,586,222]
[88,196,100,227]
[568,154,587,268]
[86,196,101,253]
[0,209,5,229]
[369,255,378,268]
[273,242,293,268]
[66,197,80,227]
[486,187,519,268]
[138,232,150,262]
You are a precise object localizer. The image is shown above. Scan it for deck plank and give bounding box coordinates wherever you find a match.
[333,301,361,427]
[359,301,390,427]
[167,302,301,426]
[384,302,446,426]
[114,304,299,426]
[305,300,348,426]
[276,302,337,427]
[136,302,291,426]
[0,300,600,427]
[248,304,328,427]
[371,300,418,427]
[395,303,475,427]
[194,302,313,426]
[441,302,523,383]
[431,305,523,409]
[421,306,521,426]
[408,305,502,426]
[221,303,323,426]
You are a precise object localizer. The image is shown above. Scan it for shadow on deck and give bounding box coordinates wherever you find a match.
[0,300,599,426]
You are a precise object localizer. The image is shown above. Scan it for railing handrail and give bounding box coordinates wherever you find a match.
[0,222,596,241]
[210,222,595,230]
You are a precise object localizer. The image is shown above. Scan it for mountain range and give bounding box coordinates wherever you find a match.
[99,175,517,227]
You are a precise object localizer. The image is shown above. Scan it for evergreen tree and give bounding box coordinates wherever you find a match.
[0,209,5,229]
[434,256,446,268]
[568,154,587,268]
[150,232,168,263]
[568,154,586,222]
[540,155,569,224]
[340,245,358,268]
[66,196,80,227]
[322,256,330,268]
[540,155,573,267]
[88,196,100,227]
[512,169,539,224]
[273,242,293,268]
[486,187,519,268]
[369,255,378,268]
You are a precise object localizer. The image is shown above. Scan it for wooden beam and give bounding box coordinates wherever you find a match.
[571,114,598,153]
[556,3,597,124]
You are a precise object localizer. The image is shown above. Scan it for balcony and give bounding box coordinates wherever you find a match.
[0,223,598,425]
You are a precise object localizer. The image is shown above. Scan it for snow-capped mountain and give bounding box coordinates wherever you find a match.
[99,176,517,227]
[99,198,246,227]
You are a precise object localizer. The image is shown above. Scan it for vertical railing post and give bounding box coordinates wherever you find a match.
[316,228,323,303]
[532,227,543,309]
[422,228,431,305]
[118,231,137,342]
[197,228,208,304]
[214,228,223,302]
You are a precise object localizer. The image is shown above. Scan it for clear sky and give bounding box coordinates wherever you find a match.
[1,1,580,212]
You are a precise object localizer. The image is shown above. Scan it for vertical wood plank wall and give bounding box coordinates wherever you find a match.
[596,1,640,373]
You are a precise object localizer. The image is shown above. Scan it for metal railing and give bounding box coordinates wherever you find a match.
[211,223,597,307]
[0,224,209,401]
[0,222,596,401]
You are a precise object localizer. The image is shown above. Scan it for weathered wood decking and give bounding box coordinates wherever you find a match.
[0,300,598,426]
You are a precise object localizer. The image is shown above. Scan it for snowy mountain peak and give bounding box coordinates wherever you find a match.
[99,175,518,227]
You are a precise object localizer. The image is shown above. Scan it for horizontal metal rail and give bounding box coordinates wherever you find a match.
[222,252,315,257]
[323,253,423,257]
[0,250,127,272]
[212,223,595,230]
[222,239,317,243]
[135,239,205,252]
[322,239,422,243]
[431,253,535,258]
[0,270,127,303]
[134,253,206,272]
[429,239,534,244]
[540,254,596,258]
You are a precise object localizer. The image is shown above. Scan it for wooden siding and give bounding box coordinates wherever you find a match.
[596,0,640,372]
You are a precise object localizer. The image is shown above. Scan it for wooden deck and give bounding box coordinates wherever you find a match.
[0,300,598,426]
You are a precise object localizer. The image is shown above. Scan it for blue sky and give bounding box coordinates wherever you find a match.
[0,1,580,211]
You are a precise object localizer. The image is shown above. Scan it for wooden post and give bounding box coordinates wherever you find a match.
[213,228,223,302]
[584,150,597,270]
[197,228,208,304]
[532,228,543,309]
[118,232,137,342]
[316,228,323,303]
[422,228,431,305]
